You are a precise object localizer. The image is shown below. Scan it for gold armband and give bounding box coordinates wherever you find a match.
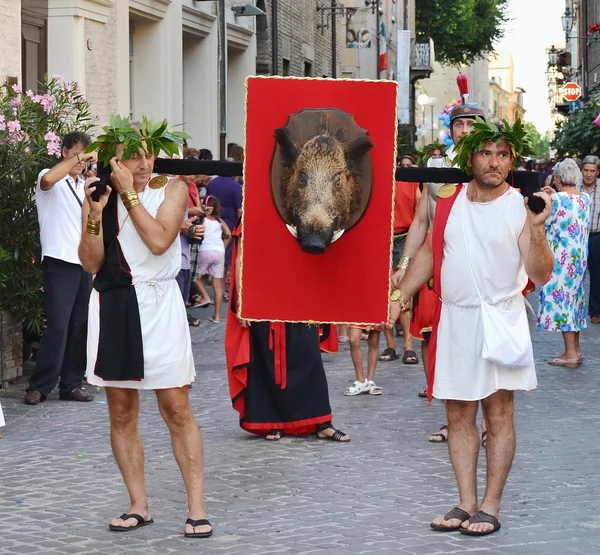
[86,217,101,236]
[121,190,141,211]
[389,289,410,312]
[397,256,411,271]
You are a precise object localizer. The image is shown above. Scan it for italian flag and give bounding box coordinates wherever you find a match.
[379,21,388,72]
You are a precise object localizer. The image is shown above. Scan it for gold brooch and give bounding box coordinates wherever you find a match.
[149,175,168,189]
[437,184,457,199]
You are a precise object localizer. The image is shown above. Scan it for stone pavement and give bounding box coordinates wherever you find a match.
[1,303,600,555]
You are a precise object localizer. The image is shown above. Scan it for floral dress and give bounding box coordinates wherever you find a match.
[538,192,591,332]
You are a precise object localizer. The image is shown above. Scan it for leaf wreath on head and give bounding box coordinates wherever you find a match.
[416,141,447,166]
[454,113,536,175]
[86,114,190,167]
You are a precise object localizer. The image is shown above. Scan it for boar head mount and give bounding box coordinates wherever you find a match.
[270,108,374,254]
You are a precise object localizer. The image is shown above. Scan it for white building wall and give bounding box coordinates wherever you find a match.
[12,0,260,154]
[0,0,22,83]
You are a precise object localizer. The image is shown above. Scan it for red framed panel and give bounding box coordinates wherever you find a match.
[239,76,398,325]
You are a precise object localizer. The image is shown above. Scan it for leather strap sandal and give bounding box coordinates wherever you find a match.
[108,513,154,532]
[459,510,501,536]
[428,425,448,443]
[430,506,471,532]
[316,422,350,442]
[184,518,213,538]
[266,429,283,440]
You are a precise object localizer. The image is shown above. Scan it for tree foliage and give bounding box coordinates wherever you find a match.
[0,76,93,334]
[523,121,551,159]
[416,0,509,67]
[551,103,600,158]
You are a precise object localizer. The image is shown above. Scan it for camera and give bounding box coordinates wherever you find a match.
[91,162,111,203]
[188,214,205,245]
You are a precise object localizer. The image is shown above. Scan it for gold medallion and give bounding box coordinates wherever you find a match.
[149,175,168,189]
[437,184,457,199]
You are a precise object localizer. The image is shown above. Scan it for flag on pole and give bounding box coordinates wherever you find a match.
[379,21,388,72]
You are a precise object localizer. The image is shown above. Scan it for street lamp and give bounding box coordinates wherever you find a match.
[562,7,574,39]
[428,96,437,143]
[548,45,559,67]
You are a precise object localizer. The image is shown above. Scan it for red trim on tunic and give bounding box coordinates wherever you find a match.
[427,185,463,403]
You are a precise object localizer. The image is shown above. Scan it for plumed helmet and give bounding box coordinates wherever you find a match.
[450,103,486,124]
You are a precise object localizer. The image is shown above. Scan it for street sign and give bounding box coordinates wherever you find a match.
[562,82,582,102]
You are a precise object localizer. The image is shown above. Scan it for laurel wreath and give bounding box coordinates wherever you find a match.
[454,114,536,175]
[86,115,189,166]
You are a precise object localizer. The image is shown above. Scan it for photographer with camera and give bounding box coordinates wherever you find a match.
[25,132,97,405]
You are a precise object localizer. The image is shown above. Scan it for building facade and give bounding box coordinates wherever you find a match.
[5,1,347,157]
[489,53,525,124]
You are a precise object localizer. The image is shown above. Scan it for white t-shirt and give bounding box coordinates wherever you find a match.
[199,217,225,253]
[35,168,84,265]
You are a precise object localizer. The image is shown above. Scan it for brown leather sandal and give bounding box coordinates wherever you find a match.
[459,510,501,536]
[430,506,471,532]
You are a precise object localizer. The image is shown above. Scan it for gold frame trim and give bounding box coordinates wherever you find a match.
[237,75,399,327]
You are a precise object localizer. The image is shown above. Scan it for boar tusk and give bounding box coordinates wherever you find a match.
[331,229,345,243]
[286,224,298,238]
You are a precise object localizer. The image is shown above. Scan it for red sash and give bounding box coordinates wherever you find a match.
[427,185,463,403]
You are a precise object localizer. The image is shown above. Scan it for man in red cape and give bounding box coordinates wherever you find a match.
[225,224,350,442]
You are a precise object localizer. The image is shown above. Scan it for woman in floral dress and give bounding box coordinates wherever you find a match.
[538,159,591,368]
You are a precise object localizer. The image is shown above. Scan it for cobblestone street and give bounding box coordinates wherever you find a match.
[1,302,600,555]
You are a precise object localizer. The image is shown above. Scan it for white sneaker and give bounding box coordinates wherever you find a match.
[368,380,382,395]
[344,380,371,396]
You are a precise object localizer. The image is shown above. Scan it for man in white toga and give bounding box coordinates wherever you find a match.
[391,117,554,536]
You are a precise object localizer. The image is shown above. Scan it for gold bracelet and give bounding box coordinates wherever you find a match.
[121,190,141,211]
[397,256,411,271]
[389,289,410,312]
[86,217,101,236]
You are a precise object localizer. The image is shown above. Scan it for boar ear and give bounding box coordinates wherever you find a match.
[274,127,299,168]
[345,135,374,173]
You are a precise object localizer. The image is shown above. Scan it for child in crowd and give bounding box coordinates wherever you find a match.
[192,196,232,323]
[345,326,383,396]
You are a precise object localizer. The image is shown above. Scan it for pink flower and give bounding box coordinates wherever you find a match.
[0,121,5,132]
[25,90,35,99]
[44,131,59,142]
[7,120,21,134]
[24,146,30,153]
[11,84,22,94]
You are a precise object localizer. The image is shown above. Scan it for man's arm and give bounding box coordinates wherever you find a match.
[518,193,554,285]
[391,183,430,287]
[78,177,110,274]
[109,158,188,256]
[388,235,434,323]
[128,179,188,256]
[40,152,96,191]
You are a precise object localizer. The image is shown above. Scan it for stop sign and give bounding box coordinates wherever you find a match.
[562,82,582,102]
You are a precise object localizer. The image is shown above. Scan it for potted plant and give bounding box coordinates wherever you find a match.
[0,76,93,382]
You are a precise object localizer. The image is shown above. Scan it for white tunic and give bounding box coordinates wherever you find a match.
[86,182,195,389]
[433,186,537,401]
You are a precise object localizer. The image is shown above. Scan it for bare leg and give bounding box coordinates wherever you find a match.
[421,339,429,381]
[193,275,212,304]
[576,332,582,361]
[366,330,381,381]
[432,399,479,528]
[212,277,224,322]
[155,387,211,536]
[399,311,413,353]
[383,327,396,350]
[464,390,515,533]
[559,331,579,361]
[348,328,365,382]
[106,388,151,528]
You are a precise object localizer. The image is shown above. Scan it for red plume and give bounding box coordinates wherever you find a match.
[456,74,469,102]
